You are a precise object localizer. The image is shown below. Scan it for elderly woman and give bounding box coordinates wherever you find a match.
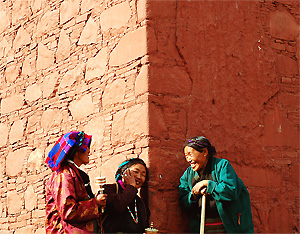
[102,158,150,233]
[45,131,107,233]
[179,136,254,233]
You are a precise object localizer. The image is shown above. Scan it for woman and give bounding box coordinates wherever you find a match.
[179,136,254,233]
[45,131,107,233]
[102,158,150,233]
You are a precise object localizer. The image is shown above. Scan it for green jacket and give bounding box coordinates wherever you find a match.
[179,157,254,233]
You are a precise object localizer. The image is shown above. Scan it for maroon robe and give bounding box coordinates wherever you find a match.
[45,163,99,233]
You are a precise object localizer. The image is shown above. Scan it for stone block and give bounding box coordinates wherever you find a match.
[28,149,44,173]
[0,94,24,114]
[37,43,54,71]
[78,17,98,45]
[25,185,37,211]
[110,27,147,66]
[36,10,59,37]
[276,55,298,76]
[7,191,22,214]
[81,0,97,13]
[102,79,126,108]
[42,72,58,98]
[100,2,131,31]
[85,47,108,82]
[58,69,76,93]
[31,0,42,13]
[124,103,149,142]
[0,37,11,59]
[148,102,168,139]
[13,27,31,50]
[59,0,80,25]
[111,109,127,145]
[11,0,31,25]
[25,83,42,102]
[100,154,128,184]
[56,30,71,61]
[269,10,299,41]
[5,63,20,83]
[69,94,95,119]
[34,228,46,234]
[41,108,63,131]
[84,116,105,149]
[137,0,147,23]
[14,226,34,234]
[22,55,35,78]
[0,124,9,147]
[0,10,10,34]
[296,36,299,60]
[149,66,192,96]
[135,64,148,97]
[6,148,27,177]
[9,119,26,144]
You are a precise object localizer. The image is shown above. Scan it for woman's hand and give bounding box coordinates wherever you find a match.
[123,168,136,187]
[192,180,209,196]
[96,193,107,207]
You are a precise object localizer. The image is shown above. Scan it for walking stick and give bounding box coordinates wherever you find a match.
[200,194,206,234]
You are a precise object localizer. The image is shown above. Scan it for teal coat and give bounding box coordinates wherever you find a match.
[179,157,254,233]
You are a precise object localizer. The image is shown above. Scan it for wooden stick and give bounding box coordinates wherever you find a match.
[200,194,206,234]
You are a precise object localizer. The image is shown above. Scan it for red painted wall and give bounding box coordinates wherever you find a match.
[147,1,299,233]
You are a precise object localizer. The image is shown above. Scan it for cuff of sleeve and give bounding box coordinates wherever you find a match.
[207,180,216,194]
[189,191,198,203]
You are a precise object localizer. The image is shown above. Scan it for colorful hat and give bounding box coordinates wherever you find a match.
[46,131,92,171]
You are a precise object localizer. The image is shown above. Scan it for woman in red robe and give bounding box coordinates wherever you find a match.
[45,131,106,233]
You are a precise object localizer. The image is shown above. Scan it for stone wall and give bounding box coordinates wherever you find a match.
[146,0,299,233]
[0,0,299,233]
[0,0,150,233]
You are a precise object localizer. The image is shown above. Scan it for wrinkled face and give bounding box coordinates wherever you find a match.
[129,163,147,189]
[75,147,90,166]
[184,146,208,172]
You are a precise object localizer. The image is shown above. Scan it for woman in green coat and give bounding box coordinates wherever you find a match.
[179,136,254,233]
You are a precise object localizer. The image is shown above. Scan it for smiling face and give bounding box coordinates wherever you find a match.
[184,146,208,171]
[128,163,147,189]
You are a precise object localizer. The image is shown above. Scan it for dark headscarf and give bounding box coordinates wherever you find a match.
[115,158,149,182]
[185,136,216,157]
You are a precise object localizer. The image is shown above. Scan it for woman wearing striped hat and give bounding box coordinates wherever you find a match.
[45,131,107,233]
[102,158,150,233]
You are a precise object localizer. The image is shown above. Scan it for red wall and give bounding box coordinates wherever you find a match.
[147,1,299,233]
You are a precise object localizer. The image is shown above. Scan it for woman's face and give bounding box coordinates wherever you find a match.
[184,146,208,171]
[74,147,90,166]
[128,163,147,189]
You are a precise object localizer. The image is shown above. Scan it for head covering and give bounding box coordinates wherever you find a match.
[46,131,92,171]
[115,158,149,182]
[185,136,216,157]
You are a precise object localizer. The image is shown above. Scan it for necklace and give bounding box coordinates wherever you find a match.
[127,199,138,224]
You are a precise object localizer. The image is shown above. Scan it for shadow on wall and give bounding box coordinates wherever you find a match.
[146,0,299,233]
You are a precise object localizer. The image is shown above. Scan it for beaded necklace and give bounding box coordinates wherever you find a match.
[127,199,138,224]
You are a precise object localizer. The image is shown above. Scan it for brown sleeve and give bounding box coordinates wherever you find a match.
[103,183,138,213]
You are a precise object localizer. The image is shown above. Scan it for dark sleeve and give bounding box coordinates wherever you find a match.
[104,184,138,213]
